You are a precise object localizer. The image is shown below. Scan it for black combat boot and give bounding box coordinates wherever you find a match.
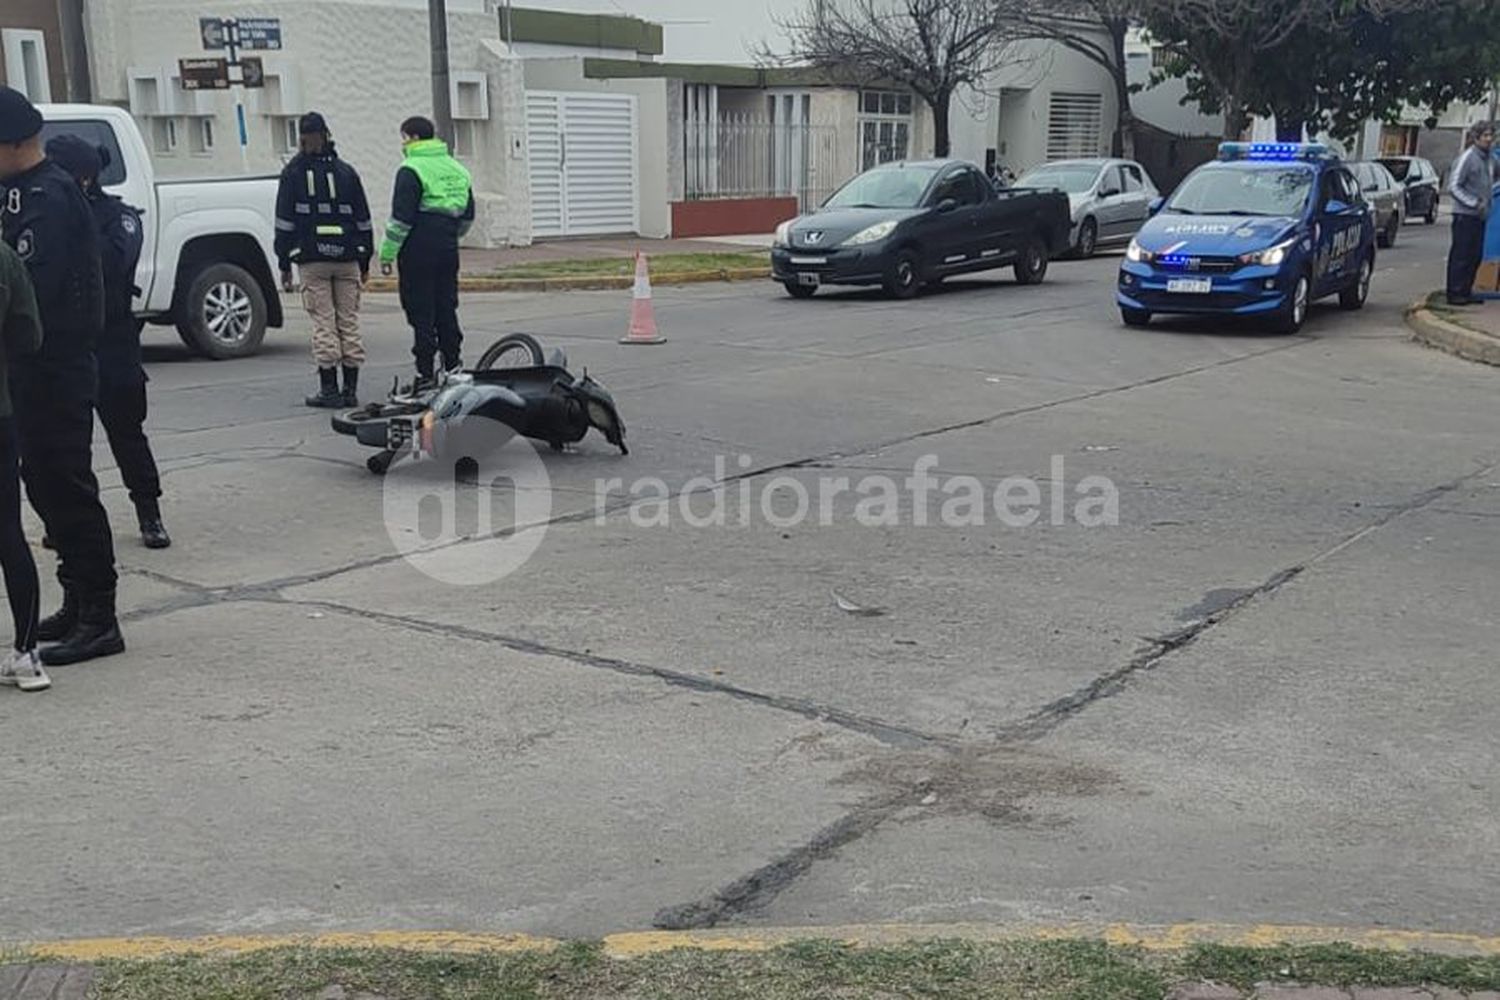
[341,365,360,407]
[38,589,78,643]
[305,367,343,408]
[137,499,171,550]
[40,594,125,666]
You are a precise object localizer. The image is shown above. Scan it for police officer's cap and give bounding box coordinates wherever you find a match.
[45,133,103,179]
[299,112,329,136]
[0,85,44,144]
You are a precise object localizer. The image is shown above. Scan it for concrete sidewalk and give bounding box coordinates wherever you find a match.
[459,234,770,274]
[1406,294,1500,365]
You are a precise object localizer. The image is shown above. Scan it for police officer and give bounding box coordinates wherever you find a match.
[0,86,124,666]
[378,116,474,384]
[45,134,170,550]
[275,112,374,408]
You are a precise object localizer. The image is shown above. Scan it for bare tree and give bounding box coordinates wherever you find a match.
[1008,1,1139,158]
[764,0,1022,158]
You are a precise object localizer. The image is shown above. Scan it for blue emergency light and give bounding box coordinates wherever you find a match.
[1218,142,1333,162]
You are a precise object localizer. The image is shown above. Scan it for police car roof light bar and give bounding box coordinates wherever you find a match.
[1218,142,1334,162]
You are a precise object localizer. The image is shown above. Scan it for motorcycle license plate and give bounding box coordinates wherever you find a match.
[1167,277,1212,294]
[797,272,821,287]
[387,418,414,452]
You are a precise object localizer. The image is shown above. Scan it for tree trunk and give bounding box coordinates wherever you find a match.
[1107,18,1135,160]
[931,89,952,158]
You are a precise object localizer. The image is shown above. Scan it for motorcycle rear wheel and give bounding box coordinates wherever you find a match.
[476,332,546,370]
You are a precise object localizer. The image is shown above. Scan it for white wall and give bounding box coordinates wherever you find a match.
[987,38,1116,174]
[82,0,550,248]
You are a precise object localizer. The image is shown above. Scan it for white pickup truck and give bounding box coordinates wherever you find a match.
[38,103,283,359]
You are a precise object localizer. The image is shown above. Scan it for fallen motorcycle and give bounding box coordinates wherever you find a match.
[331,333,628,475]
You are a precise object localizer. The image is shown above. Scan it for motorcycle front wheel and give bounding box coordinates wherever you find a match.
[476,332,546,370]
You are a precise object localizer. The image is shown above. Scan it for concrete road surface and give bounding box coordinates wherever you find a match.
[4,221,1498,942]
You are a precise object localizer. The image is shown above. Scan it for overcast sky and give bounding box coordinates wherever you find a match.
[530,0,806,64]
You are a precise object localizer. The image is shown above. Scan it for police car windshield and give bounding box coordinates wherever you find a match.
[825,164,941,209]
[1016,165,1101,193]
[1165,165,1314,217]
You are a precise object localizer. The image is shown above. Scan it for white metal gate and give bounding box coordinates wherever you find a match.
[1046,92,1105,161]
[526,91,639,238]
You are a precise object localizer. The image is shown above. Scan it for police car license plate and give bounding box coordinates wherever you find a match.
[1167,277,1213,294]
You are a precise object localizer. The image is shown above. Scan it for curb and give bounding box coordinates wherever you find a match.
[364,266,770,295]
[1405,296,1500,367]
[13,922,1500,963]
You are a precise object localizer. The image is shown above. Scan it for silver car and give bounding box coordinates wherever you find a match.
[1015,158,1159,258]
[1348,160,1404,248]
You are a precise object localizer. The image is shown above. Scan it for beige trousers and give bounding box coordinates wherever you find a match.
[300,260,366,368]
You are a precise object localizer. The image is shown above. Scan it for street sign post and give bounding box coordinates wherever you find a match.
[178,58,230,90]
[195,16,283,171]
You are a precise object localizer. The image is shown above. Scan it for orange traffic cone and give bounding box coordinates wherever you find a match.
[621,250,665,344]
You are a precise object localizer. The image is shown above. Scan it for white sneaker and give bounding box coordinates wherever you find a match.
[0,649,51,692]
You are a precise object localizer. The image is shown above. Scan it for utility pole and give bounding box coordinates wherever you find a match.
[429,0,454,145]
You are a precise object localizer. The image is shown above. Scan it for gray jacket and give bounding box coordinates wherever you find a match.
[1449,146,1497,219]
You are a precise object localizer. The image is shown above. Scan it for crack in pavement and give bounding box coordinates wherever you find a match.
[645,458,1498,931]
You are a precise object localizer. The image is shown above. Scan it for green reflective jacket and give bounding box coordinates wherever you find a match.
[380,139,475,262]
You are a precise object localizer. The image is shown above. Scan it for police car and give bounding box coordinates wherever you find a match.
[1117,143,1376,334]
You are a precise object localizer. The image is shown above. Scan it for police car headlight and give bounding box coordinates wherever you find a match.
[1241,238,1297,267]
[1126,238,1154,263]
[844,220,898,246]
[774,221,793,248]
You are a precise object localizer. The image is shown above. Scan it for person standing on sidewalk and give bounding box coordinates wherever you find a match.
[0,238,46,691]
[378,116,474,384]
[0,86,123,667]
[1445,122,1497,306]
[45,135,170,550]
[275,112,374,408]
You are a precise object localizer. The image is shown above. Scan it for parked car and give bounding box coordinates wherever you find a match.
[1118,142,1376,335]
[771,159,1072,299]
[1376,155,1441,225]
[1013,158,1159,258]
[1348,160,1403,247]
[37,103,283,359]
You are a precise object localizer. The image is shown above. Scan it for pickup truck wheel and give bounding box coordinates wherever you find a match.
[783,281,818,299]
[1014,237,1050,285]
[883,249,922,299]
[1425,197,1437,225]
[177,263,268,359]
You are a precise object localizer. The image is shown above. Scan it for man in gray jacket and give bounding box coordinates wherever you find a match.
[1446,122,1496,306]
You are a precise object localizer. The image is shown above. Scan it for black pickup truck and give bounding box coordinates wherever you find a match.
[771,158,1073,299]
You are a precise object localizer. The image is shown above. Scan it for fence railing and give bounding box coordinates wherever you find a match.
[685,114,840,212]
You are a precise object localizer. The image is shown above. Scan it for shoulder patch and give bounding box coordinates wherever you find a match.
[15,228,35,261]
[121,213,139,235]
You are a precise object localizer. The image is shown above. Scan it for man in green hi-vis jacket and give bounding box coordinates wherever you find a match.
[379,116,475,384]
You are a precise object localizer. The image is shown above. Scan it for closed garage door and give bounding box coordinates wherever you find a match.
[527,91,639,238]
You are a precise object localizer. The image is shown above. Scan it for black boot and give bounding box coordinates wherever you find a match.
[341,365,360,407]
[38,590,78,643]
[305,367,343,408]
[137,500,171,550]
[40,595,125,666]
